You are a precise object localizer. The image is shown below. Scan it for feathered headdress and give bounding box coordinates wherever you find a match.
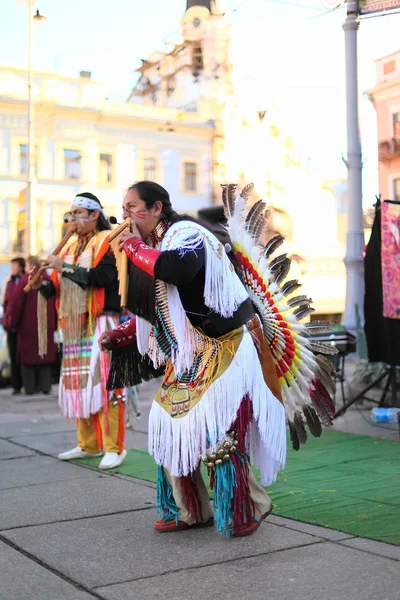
[222,182,337,450]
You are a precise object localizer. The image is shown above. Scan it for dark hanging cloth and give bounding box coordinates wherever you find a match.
[364,200,400,365]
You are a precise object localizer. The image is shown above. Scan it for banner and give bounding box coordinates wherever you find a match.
[15,188,27,253]
[359,0,400,16]
[381,201,400,319]
[17,188,27,233]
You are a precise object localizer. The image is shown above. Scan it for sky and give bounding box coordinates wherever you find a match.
[1,0,400,205]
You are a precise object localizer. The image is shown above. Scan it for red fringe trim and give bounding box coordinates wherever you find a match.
[231,394,253,454]
[93,413,103,451]
[117,392,125,454]
[180,473,203,523]
[231,453,255,530]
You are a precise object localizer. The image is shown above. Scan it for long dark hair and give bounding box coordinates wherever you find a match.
[127,181,183,224]
[129,181,240,273]
[76,192,111,231]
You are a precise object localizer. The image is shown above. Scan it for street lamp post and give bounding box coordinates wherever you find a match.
[342,0,365,336]
[25,4,46,256]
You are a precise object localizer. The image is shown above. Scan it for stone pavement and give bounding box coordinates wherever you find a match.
[0,373,400,600]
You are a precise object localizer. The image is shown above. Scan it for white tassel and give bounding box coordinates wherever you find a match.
[59,314,118,419]
[136,317,152,355]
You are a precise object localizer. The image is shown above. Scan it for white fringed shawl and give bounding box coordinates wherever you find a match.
[135,221,286,483]
[136,221,249,375]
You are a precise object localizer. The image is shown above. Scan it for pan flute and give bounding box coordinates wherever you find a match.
[109,217,132,307]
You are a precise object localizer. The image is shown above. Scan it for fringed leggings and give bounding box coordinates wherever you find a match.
[156,395,272,536]
[161,466,271,530]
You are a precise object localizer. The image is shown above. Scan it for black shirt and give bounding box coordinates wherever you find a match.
[154,245,254,338]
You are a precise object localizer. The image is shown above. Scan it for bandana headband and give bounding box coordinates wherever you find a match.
[72,195,107,220]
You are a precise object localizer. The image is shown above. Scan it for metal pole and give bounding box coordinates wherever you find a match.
[342,0,365,337]
[26,0,37,256]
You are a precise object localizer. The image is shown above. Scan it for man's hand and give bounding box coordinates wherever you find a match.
[47,255,63,273]
[98,331,113,352]
[118,224,140,252]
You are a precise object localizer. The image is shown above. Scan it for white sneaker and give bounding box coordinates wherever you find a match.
[99,449,127,470]
[58,446,103,461]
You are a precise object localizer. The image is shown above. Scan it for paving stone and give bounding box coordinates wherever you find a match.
[0,455,96,490]
[0,477,156,530]
[334,411,400,440]
[3,510,321,589]
[268,514,355,541]
[95,540,400,600]
[10,431,79,456]
[339,536,400,562]
[0,418,75,439]
[0,540,94,600]
[0,439,35,460]
[124,430,149,451]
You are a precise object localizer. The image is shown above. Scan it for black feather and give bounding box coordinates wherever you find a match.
[269,253,287,270]
[289,421,300,451]
[309,341,338,355]
[293,411,308,445]
[310,389,334,426]
[287,295,312,308]
[316,354,336,375]
[293,305,315,320]
[245,200,267,241]
[228,183,238,205]
[281,279,301,296]
[264,234,284,258]
[273,258,292,285]
[240,182,254,199]
[253,208,270,241]
[305,320,333,329]
[303,405,322,438]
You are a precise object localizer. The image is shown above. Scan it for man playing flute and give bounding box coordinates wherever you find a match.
[35,192,127,470]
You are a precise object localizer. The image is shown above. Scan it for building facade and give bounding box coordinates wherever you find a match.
[0,64,214,283]
[128,0,346,317]
[0,0,347,317]
[368,50,400,202]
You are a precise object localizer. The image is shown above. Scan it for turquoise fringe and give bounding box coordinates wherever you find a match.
[156,465,179,524]
[212,460,237,538]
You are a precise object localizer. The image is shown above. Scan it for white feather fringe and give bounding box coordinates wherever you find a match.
[148,330,287,486]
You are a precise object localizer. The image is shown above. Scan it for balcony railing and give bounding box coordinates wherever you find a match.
[378,138,400,162]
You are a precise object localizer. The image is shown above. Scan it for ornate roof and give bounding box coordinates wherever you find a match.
[186,1,212,10]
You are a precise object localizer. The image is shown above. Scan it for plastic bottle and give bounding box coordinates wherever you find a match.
[370,407,400,423]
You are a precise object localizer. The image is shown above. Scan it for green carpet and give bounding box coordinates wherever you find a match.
[75,430,400,545]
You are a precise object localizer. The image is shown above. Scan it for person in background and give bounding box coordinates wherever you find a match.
[2,257,25,394]
[7,255,57,395]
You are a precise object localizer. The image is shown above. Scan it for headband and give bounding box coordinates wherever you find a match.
[72,195,107,220]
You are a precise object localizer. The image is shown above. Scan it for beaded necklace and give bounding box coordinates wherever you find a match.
[146,220,169,248]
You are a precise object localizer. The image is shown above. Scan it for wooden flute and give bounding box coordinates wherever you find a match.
[23,227,76,293]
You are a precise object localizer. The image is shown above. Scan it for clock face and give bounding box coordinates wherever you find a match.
[193,17,201,28]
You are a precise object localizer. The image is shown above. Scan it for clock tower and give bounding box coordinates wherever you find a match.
[180,1,231,88]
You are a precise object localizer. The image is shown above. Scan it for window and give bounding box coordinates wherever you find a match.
[184,162,197,192]
[19,144,39,176]
[99,153,113,184]
[384,60,396,75]
[192,45,203,78]
[143,157,156,181]
[64,149,81,179]
[394,178,400,202]
[393,113,400,139]
[19,144,27,174]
